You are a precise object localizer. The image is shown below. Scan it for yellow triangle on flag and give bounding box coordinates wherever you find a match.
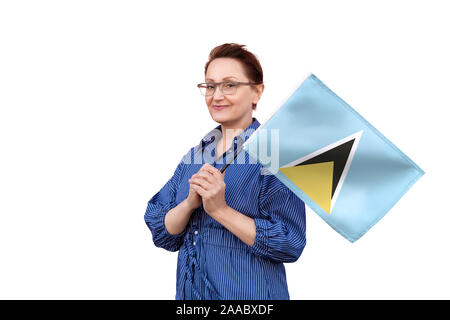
[279,161,334,214]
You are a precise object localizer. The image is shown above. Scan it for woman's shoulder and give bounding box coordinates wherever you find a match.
[179,145,197,165]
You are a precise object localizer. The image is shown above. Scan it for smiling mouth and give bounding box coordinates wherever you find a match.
[213,105,229,110]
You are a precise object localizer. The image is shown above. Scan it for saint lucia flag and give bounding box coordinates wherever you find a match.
[243,74,424,242]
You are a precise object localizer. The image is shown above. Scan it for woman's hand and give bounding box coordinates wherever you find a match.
[189,163,227,218]
[185,179,203,210]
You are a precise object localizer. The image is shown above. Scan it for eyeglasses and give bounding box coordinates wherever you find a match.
[197,81,262,96]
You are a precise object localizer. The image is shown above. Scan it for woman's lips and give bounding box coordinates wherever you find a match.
[212,105,229,110]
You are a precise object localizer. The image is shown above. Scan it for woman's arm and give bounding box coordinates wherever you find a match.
[165,173,203,235]
[189,163,256,246]
[208,205,256,246]
[189,164,306,262]
[145,150,199,252]
[144,161,189,252]
[164,198,197,235]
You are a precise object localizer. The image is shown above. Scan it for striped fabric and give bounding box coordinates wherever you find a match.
[144,118,306,300]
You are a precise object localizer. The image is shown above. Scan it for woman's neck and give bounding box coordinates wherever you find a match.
[220,117,253,143]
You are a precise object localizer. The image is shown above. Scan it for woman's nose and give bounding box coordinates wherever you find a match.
[212,86,225,99]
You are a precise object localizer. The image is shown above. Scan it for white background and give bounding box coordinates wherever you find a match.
[0,0,448,299]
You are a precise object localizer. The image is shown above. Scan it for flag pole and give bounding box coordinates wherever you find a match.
[219,146,244,174]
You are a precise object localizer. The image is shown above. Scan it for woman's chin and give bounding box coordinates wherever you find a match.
[210,110,233,122]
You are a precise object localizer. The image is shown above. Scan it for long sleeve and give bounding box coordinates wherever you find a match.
[144,160,186,252]
[249,174,307,263]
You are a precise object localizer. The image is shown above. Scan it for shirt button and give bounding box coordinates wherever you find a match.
[194,230,198,235]
[193,241,196,246]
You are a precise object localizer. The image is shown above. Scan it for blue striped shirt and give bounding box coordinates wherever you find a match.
[144,117,306,300]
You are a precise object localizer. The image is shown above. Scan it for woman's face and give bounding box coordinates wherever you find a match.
[204,57,263,126]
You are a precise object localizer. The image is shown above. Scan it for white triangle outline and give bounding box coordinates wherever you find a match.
[280,130,363,214]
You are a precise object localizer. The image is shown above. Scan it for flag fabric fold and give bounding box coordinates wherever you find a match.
[243,74,424,242]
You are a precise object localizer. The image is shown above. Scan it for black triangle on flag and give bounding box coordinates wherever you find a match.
[296,139,355,199]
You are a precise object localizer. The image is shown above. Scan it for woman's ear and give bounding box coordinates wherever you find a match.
[252,83,264,110]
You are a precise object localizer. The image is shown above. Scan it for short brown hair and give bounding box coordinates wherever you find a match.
[204,43,263,110]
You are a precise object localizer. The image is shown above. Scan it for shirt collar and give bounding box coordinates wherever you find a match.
[199,117,261,151]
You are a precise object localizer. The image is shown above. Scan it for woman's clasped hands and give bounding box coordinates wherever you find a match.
[188,163,227,218]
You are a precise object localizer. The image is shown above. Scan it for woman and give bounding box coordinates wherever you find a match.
[144,43,306,300]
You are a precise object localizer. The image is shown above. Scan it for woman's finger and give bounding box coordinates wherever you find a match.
[196,170,216,184]
[189,177,212,190]
[190,183,207,197]
[201,165,224,181]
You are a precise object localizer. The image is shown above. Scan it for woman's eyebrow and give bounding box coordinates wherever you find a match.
[205,76,238,82]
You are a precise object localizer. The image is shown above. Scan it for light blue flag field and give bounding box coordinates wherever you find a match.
[242,74,424,242]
